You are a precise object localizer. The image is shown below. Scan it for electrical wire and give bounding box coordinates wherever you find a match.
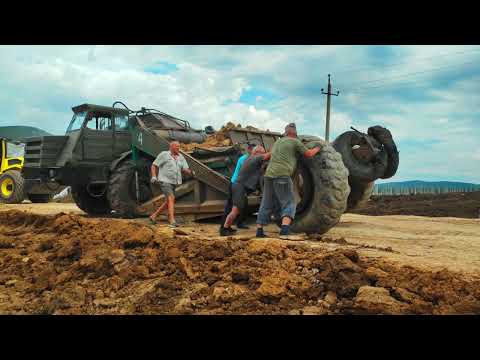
[332,47,480,77]
[348,59,478,89]
[346,61,479,94]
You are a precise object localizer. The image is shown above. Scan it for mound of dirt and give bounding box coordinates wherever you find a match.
[0,210,479,315]
[351,192,480,219]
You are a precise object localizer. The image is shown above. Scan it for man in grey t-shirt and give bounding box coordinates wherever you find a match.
[220,145,271,236]
[149,141,194,227]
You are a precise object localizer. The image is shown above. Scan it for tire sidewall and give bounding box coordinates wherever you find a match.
[290,140,350,234]
[333,131,387,182]
[107,158,153,218]
[0,170,26,203]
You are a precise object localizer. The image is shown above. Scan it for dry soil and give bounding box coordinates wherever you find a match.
[0,201,479,315]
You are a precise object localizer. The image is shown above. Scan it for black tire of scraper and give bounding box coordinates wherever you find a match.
[71,184,110,215]
[107,158,153,218]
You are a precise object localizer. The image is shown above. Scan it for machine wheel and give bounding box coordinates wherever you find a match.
[332,131,388,182]
[333,126,399,182]
[346,180,375,211]
[290,140,350,235]
[108,158,153,218]
[367,125,399,180]
[71,184,110,215]
[0,170,26,204]
[28,194,53,203]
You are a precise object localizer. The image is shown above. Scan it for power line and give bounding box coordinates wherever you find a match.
[347,59,478,93]
[332,47,480,77]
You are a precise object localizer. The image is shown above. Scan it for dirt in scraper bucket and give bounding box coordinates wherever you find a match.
[0,209,479,315]
[181,122,260,152]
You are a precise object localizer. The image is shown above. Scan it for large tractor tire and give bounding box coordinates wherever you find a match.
[289,140,350,235]
[28,193,53,203]
[332,131,387,182]
[346,180,375,211]
[367,126,399,180]
[71,184,110,215]
[107,158,153,218]
[332,126,399,182]
[0,170,26,204]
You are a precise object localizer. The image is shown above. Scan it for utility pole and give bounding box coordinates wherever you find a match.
[321,74,340,142]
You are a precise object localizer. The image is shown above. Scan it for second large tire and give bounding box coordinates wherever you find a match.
[290,140,350,235]
[0,170,26,204]
[107,158,153,218]
[332,131,388,182]
[71,184,110,215]
[346,180,374,211]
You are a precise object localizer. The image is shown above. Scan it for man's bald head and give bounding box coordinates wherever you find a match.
[284,123,297,137]
[170,141,180,155]
[252,145,266,155]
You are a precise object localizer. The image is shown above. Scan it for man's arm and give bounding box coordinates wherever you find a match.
[180,156,194,176]
[151,152,165,180]
[262,152,271,161]
[303,146,321,159]
[296,139,321,159]
[231,154,247,182]
[151,164,158,178]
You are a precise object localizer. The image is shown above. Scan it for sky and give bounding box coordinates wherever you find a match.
[0,45,479,183]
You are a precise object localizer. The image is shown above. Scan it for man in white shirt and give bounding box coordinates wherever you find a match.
[149,141,193,227]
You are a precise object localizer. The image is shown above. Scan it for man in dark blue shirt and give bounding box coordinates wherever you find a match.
[219,142,255,234]
[220,145,271,236]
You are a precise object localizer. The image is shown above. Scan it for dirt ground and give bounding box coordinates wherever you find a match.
[1,201,479,315]
[352,191,480,219]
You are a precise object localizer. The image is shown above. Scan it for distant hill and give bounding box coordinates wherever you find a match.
[0,126,51,141]
[374,180,480,195]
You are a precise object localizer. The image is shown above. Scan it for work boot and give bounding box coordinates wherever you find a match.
[256,228,266,238]
[279,225,290,239]
[220,227,236,236]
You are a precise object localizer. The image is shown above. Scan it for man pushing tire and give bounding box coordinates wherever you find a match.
[256,123,321,239]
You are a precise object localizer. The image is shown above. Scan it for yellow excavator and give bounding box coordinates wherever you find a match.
[0,137,26,203]
[0,137,53,203]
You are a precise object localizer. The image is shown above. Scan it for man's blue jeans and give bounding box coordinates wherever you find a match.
[257,176,296,226]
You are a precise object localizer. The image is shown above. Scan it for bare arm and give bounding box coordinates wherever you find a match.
[151,164,158,178]
[262,152,271,161]
[180,156,194,176]
[303,146,321,159]
[182,168,193,176]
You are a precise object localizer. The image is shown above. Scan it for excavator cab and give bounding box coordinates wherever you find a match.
[0,138,24,172]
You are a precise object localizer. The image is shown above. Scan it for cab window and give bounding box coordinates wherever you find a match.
[85,112,113,131]
[115,115,130,131]
[67,111,87,132]
[6,142,25,158]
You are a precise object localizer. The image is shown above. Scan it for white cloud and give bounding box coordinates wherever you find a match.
[0,45,479,183]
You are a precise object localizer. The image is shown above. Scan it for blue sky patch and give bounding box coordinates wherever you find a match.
[144,61,178,75]
[239,87,282,105]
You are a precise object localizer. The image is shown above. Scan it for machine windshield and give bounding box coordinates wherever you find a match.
[6,142,25,158]
[67,111,87,133]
